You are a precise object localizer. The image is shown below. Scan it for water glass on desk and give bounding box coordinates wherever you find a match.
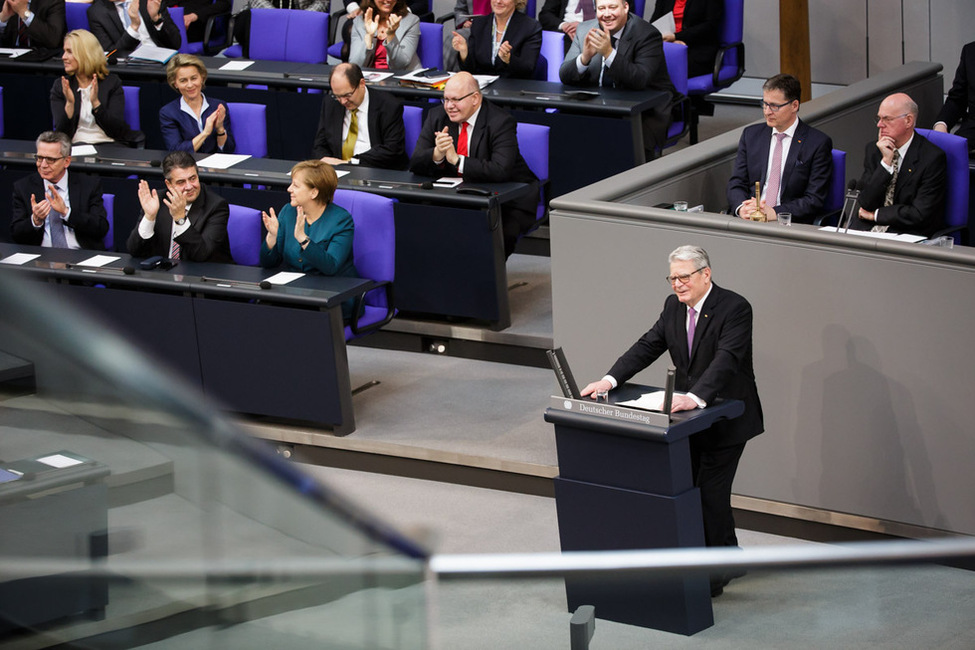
[673,201,688,212]
[778,212,792,226]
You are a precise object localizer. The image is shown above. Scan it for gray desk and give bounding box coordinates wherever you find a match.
[0,244,370,434]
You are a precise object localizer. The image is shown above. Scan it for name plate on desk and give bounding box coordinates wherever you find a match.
[549,396,670,428]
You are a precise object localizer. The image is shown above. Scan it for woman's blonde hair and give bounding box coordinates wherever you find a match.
[166,53,209,91]
[63,29,109,80]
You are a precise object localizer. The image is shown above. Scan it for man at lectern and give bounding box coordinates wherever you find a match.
[580,245,763,597]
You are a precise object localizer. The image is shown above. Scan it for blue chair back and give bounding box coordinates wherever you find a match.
[916,128,970,241]
[662,41,688,146]
[630,0,645,18]
[687,0,743,95]
[332,190,397,339]
[102,193,114,250]
[67,2,90,32]
[250,9,329,63]
[418,21,443,69]
[540,30,564,82]
[227,204,262,265]
[122,85,140,131]
[516,122,549,220]
[167,6,194,53]
[824,148,846,215]
[226,102,268,157]
[403,105,423,158]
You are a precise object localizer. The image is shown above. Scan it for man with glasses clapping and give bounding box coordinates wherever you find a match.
[10,131,108,250]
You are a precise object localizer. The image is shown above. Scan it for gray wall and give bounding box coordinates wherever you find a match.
[548,62,975,536]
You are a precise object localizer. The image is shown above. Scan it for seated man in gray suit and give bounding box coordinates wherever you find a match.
[558,0,677,152]
[126,151,233,263]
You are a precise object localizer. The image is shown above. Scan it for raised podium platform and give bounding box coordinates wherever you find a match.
[545,385,743,636]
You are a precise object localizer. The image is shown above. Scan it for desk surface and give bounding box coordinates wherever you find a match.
[0,56,668,118]
[0,243,373,310]
[0,139,532,209]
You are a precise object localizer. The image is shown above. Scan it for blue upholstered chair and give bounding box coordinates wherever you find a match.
[225,102,267,157]
[662,41,689,149]
[122,85,140,131]
[102,193,114,251]
[167,7,194,54]
[814,149,847,227]
[418,21,443,69]
[66,2,90,32]
[332,190,397,339]
[403,105,423,158]
[687,0,744,143]
[916,128,970,244]
[234,9,329,63]
[540,30,564,82]
[227,204,262,266]
[516,122,549,222]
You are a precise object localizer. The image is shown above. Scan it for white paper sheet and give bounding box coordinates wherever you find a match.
[363,71,394,82]
[616,390,688,412]
[37,453,83,468]
[197,153,252,169]
[433,177,463,188]
[71,144,98,157]
[0,253,40,265]
[265,271,304,285]
[651,11,676,36]
[77,255,121,268]
[219,60,255,71]
[818,226,926,243]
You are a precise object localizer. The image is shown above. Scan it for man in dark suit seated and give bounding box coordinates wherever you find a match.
[126,150,233,263]
[87,0,181,58]
[410,72,539,260]
[10,131,109,250]
[0,0,66,49]
[558,0,678,153]
[934,40,975,150]
[166,0,229,43]
[581,244,763,598]
[726,74,832,224]
[852,92,947,238]
[312,62,407,170]
[539,0,593,53]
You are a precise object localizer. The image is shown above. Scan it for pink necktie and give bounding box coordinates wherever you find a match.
[687,306,696,356]
[765,132,786,208]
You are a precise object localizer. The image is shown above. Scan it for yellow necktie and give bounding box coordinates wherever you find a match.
[342,110,358,161]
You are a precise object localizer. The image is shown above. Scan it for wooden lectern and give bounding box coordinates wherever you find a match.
[545,384,744,636]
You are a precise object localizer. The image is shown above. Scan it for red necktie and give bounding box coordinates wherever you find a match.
[457,121,469,157]
[17,16,30,48]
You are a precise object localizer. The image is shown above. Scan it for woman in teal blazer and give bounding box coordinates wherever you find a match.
[261,160,359,314]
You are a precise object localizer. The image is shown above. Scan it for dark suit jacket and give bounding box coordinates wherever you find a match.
[0,0,66,49]
[50,73,140,145]
[87,0,181,56]
[854,133,947,238]
[10,172,108,250]
[460,11,542,79]
[607,283,764,450]
[726,119,833,224]
[559,15,677,149]
[936,41,975,146]
[126,183,232,262]
[409,99,539,226]
[312,88,407,169]
[538,0,571,31]
[159,96,236,153]
[165,0,230,41]
[650,0,722,78]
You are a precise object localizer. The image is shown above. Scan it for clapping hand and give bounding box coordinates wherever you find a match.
[137,179,160,221]
[433,127,458,165]
[163,186,187,223]
[451,30,468,58]
[497,40,512,65]
[262,207,279,247]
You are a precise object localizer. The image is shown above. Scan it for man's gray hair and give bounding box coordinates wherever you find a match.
[669,245,710,269]
[36,131,72,159]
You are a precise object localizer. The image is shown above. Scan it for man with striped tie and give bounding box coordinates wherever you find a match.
[126,150,233,263]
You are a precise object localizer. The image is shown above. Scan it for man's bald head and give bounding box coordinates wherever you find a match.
[442,72,482,123]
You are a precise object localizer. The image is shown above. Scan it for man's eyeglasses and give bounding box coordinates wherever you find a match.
[876,113,909,124]
[330,89,356,101]
[761,100,793,113]
[442,90,477,105]
[665,268,705,285]
[34,154,65,165]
